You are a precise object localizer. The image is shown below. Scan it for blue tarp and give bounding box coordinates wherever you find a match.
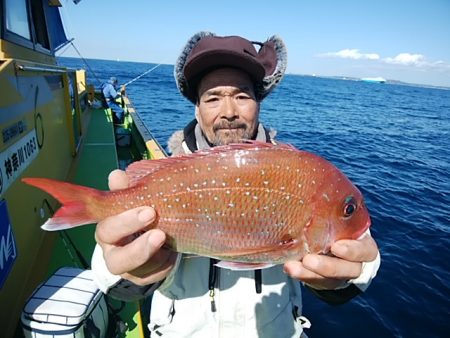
[44,3,69,51]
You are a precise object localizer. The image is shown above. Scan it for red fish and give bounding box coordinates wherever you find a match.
[22,142,370,266]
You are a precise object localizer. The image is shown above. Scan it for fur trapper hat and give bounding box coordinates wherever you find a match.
[174,31,287,103]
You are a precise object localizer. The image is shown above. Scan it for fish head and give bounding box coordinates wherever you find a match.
[304,168,371,254]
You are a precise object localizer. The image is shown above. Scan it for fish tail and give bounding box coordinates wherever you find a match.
[22,177,103,231]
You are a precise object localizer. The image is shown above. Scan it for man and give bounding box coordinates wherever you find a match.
[101,77,125,124]
[92,32,380,337]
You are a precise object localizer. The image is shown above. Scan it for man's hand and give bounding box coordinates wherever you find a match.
[95,170,177,286]
[120,85,126,95]
[284,234,379,290]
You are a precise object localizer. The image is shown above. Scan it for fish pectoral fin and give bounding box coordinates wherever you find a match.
[215,261,276,271]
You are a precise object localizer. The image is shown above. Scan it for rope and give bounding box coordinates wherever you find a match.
[123,64,162,87]
[69,40,102,86]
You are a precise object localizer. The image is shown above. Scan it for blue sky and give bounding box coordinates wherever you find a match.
[60,0,450,87]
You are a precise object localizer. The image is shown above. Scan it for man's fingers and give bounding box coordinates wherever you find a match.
[95,206,155,244]
[331,234,378,262]
[284,260,344,290]
[301,254,362,280]
[104,229,166,275]
[108,169,129,190]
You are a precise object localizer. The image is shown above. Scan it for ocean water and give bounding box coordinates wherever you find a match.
[58,57,450,338]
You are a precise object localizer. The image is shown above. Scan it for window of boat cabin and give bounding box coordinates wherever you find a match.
[30,0,50,51]
[4,0,31,40]
[3,0,51,53]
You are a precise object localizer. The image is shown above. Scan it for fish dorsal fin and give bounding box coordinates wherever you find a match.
[126,141,299,186]
[126,157,186,187]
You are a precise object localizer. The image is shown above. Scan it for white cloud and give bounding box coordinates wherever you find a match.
[318,49,450,72]
[383,53,425,66]
[319,49,380,60]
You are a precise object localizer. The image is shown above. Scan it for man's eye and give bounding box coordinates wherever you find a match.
[205,97,219,103]
[236,95,250,100]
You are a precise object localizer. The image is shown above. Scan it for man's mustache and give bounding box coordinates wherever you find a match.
[213,122,247,131]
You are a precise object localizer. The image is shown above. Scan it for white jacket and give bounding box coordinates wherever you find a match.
[91,124,381,337]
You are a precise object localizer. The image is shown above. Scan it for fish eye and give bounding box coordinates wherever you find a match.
[343,196,357,218]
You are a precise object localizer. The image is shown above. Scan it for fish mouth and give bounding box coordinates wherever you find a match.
[352,217,372,240]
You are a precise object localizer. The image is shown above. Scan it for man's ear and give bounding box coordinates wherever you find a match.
[195,106,200,121]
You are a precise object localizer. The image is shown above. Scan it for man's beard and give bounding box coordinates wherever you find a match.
[209,121,255,146]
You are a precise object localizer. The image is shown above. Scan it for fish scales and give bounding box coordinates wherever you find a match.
[23,142,371,265]
[124,146,329,262]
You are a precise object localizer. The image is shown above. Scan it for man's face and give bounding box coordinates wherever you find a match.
[196,68,260,146]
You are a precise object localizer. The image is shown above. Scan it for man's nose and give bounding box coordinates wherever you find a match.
[221,96,238,118]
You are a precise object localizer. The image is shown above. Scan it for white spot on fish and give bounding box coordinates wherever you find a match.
[214,196,219,201]
[261,170,265,175]
[322,193,330,202]
[195,168,200,173]
[245,191,251,196]
[312,180,316,185]
[263,181,269,185]
[236,178,241,183]
[228,203,235,208]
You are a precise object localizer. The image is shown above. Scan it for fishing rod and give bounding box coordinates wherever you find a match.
[122,64,162,87]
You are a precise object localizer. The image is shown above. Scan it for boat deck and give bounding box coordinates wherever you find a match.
[44,105,146,338]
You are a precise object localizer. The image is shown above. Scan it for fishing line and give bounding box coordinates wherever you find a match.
[122,64,162,87]
[68,40,102,86]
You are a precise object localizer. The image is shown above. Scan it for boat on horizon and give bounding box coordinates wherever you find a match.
[361,76,386,83]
